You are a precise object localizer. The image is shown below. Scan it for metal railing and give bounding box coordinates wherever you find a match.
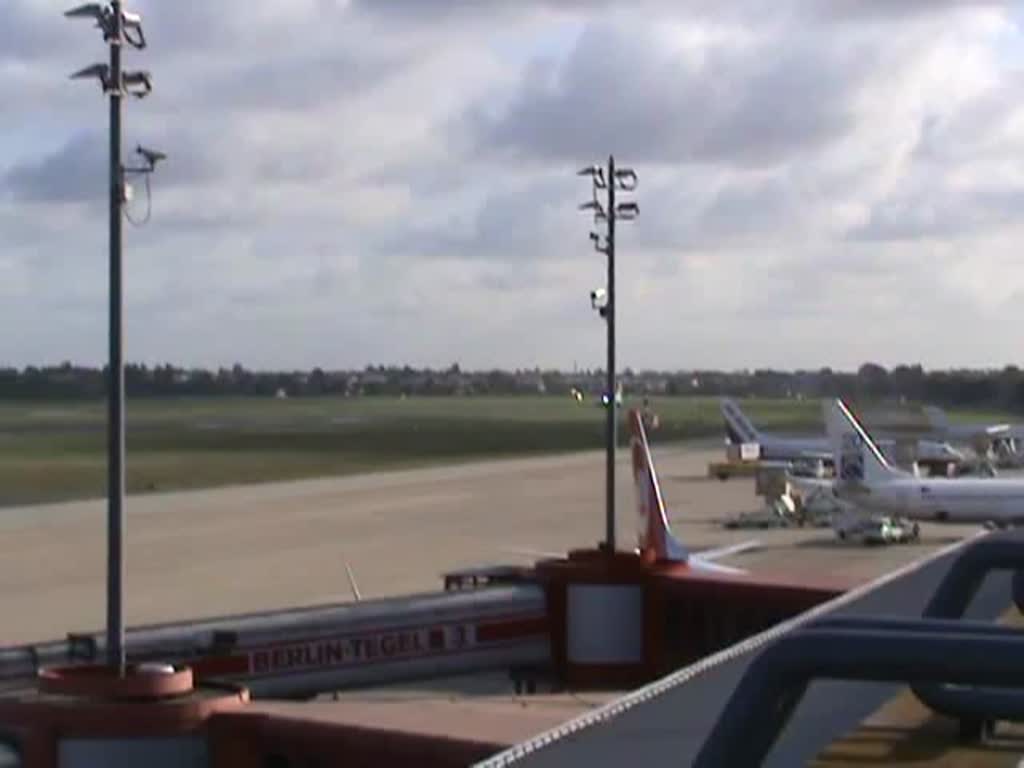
[695,532,1024,766]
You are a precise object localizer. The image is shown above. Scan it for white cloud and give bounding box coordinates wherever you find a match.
[0,1,1022,370]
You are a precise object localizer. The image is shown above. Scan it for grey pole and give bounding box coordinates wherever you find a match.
[604,155,616,553]
[68,0,156,675]
[106,0,126,673]
[579,159,635,555]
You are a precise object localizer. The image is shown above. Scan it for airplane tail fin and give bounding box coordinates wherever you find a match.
[824,399,899,484]
[720,398,762,445]
[629,410,758,571]
[628,409,689,563]
[923,405,949,431]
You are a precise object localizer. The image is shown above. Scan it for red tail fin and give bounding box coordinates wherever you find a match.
[628,409,688,563]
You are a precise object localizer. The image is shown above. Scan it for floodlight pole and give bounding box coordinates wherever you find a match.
[579,156,638,556]
[604,155,616,554]
[106,0,126,674]
[68,0,156,674]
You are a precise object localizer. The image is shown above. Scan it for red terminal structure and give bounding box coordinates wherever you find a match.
[538,547,838,689]
[0,664,247,767]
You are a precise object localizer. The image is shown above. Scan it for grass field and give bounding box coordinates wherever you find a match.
[0,395,1008,507]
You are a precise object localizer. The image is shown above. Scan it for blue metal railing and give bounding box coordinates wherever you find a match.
[695,532,1024,766]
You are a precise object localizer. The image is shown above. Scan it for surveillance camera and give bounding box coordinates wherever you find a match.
[136,145,166,166]
[590,288,608,310]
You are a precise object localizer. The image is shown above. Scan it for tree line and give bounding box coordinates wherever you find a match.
[0,362,1022,411]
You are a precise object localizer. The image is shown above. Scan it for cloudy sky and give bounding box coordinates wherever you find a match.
[2,1,1022,371]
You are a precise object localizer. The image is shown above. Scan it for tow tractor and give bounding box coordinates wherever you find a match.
[835,515,920,546]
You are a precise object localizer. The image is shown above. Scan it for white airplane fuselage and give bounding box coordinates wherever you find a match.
[757,435,958,465]
[839,475,1024,525]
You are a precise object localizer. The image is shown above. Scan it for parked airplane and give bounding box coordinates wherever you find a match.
[628,409,759,571]
[827,398,1024,526]
[721,398,963,469]
[720,398,832,464]
[924,405,1023,464]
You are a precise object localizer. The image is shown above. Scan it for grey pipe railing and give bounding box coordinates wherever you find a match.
[913,535,1024,723]
[693,627,1024,767]
[696,534,1024,765]
[812,616,1024,726]
[922,535,1024,618]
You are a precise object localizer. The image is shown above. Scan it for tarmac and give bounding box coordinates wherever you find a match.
[0,442,978,647]
[0,440,1003,766]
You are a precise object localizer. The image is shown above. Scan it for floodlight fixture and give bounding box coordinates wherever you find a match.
[616,201,639,219]
[69,62,111,90]
[614,168,638,191]
[65,2,104,16]
[65,2,116,38]
[579,200,605,215]
[64,3,107,22]
[577,164,607,188]
[122,70,152,97]
[121,10,146,48]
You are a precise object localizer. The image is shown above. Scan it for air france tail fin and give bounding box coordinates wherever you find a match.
[824,399,899,484]
[720,398,761,445]
[923,405,949,431]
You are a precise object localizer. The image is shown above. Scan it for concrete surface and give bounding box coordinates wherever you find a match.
[0,443,978,645]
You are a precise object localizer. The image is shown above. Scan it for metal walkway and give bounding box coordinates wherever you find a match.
[0,584,549,699]
[483,535,1011,767]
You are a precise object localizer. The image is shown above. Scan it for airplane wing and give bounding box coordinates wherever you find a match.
[499,546,565,560]
[690,541,760,576]
[693,539,761,562]
[687,559,748,576]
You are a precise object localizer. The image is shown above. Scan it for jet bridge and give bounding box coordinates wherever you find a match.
[0,583,549,699]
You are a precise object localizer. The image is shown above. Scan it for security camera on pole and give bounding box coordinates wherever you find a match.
[579,157,638,555]
[66,1,164,673]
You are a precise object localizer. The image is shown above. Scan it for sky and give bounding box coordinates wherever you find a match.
[1,0,1022,371]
